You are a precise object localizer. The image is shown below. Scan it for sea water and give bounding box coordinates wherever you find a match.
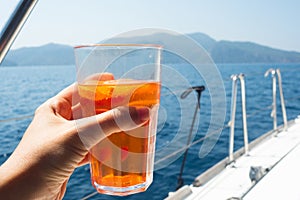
[0,64,299,199]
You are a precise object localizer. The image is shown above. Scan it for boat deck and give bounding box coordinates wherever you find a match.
[166,117,300,200]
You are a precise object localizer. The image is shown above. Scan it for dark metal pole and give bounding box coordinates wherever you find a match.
[0,0,39,64]
[176,86,205,190]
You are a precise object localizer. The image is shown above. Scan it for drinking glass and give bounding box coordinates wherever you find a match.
[74,44,162,196]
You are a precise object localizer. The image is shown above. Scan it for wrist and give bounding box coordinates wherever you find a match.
[0,153,58,199]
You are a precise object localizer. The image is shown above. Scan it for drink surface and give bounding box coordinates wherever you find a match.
[78,80,160,195]
[78,79,160,115]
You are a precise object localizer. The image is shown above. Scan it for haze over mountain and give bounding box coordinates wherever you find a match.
[2,32,300,66]
[1,43,74,66]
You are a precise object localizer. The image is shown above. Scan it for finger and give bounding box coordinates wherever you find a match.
[75,106,149,150]
[58,180,68,200]
[71,103,82,120]
[56,73,114,119]
[77,154,89,167]
[33,83,79,119]
[45,83,79,119]
[50,97,73,120]
[55,83,79,106]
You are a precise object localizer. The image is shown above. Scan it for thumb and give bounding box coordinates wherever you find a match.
[75,106,150,150]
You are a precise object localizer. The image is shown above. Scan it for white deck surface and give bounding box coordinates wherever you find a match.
[243,138,300,200]
[167,117,300,200]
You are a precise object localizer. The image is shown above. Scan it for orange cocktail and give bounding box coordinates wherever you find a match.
[78,79,160,196]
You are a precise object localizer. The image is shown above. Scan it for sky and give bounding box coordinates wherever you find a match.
[1,0,300,51]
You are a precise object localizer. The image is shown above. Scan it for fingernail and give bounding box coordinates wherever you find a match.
[135,107,150,123]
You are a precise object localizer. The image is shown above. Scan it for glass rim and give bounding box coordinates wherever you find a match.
[74,43,163,49]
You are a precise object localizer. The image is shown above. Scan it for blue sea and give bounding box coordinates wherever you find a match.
[0,63,299,199]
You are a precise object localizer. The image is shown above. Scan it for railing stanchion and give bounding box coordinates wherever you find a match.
[228,75,238,163]
[265,68,288,132]
[265,69,277,131]
[239,74,249,155]
[276,69,288,131]
[228,73,249,163]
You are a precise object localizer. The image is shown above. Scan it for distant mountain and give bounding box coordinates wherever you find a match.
[2,43,74,66]
[2,32,300,66]
[210,40,300,63]
[104,32,300,64]
[187,32,217,51]
[1,58,17,66]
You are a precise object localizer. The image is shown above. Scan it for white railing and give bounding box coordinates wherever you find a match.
[228,73,249,163]
[265,68,288,132]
